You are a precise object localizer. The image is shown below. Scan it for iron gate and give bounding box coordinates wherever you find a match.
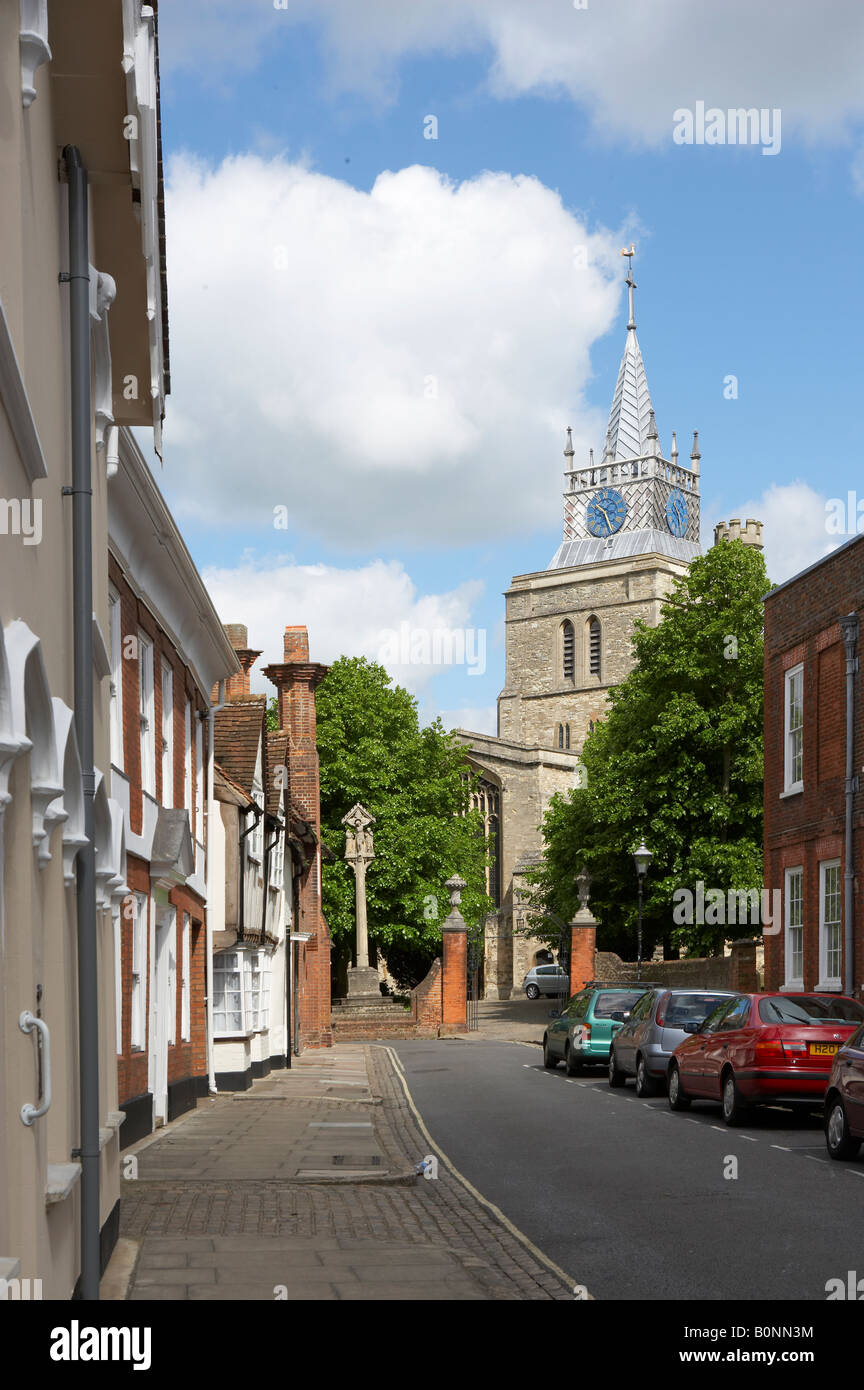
[467,930,483,1031]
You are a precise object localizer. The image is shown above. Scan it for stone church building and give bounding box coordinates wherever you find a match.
[455,261,760,999]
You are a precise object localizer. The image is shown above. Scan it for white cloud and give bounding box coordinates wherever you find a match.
[160,1,864,151]
[438,705,498,736]
[162,155,618,546]
[709,481,842,586]
[201,554,485,697]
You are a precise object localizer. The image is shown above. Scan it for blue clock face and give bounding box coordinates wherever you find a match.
[586,487,627,538]
[666,488,689,537]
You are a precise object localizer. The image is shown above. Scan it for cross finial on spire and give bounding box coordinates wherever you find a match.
[620,243,636,329]
[564,426,574,459]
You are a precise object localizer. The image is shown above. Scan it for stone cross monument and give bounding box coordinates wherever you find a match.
[342,802,381,1000]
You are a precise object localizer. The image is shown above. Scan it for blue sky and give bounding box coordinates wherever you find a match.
[148,0,864,732]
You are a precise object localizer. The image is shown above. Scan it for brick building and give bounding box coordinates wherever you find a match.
[763,533,864,998]
[109,429,239,1145]
[208,623,332,1087]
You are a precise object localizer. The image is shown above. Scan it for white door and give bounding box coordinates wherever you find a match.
[150,908,174,1124]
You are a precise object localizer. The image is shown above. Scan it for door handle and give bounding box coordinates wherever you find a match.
[19,1011,52,1126]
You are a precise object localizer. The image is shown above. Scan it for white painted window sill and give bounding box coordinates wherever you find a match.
[814,981,842,993]
[781,980,804,991]
[45,1163,82,1206]
[779,786,804,799]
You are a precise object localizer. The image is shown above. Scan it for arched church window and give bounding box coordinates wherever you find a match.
[562,621,575,681]
[587,617,601,678]
[565,724,571,749]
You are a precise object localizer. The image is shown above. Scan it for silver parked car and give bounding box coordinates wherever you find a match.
[608,988,737,1095]
[523,964,569,1000]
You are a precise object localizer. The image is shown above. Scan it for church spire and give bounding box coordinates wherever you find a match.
[602,245,657,463]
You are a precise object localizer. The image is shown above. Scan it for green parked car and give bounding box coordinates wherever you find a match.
[542,983,657,1075]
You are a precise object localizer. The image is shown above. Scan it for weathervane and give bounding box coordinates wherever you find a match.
[620,243,636,329]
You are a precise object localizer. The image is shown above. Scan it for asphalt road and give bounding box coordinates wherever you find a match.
[391,1036,864,1301]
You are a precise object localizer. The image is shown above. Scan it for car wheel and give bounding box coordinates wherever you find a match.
[565,1042,583,1076]
[542,1036,559,1070]
[526,984,540,1000]
[721,1069,746,1126]
[667,1063,691,1111]
[826,1096,861,1161]
[608,1047,626,1088]
[635,1055,657,1097]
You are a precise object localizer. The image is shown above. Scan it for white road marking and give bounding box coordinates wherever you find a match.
[805,1155,828,1163]
[846,1169,864,1178]
[770,1144,792,1152]
[711,1126,726,1132]
[738,1135,757,1142]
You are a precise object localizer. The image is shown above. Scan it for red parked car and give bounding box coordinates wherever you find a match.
[667,992,864,1126]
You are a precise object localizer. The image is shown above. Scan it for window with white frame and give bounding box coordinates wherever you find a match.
[131,893,147,1050]
[109,587,124,770]
[138,632,155,797]
[213,951,243,1035]
[784,866,804,986]
[167,910,177,1046]
[184,698,193,817]
[784,664,804,793]
[195,714,203,840]
[248,799,263,862]
[819,860,842,987]
[270,826,283,891]
[161,662,174,808]
[181,914,191,1041]
[113,907,123,1054]
[212,949,270,1037]
[260,952,271,1030]
[245,952,260,1031]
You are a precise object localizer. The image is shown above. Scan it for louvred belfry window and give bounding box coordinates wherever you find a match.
[588,618,601,677]
[562,621,575,680]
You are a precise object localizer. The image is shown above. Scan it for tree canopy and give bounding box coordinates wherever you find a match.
[527,539,771,958]
[315,656,491,987]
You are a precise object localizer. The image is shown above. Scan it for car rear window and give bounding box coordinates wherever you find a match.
[663,993,732,1027]
[593,990,646,1018]
[758,995,864,1025]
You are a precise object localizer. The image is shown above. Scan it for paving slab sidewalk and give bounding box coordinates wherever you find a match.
[108,1043,573,1301]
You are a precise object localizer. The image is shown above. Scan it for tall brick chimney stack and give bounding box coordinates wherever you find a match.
[220,622,263,702]
[283,626,309,662]
[262,626,332,1049]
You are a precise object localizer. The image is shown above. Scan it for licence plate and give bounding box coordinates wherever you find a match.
[809,1042,839,1056]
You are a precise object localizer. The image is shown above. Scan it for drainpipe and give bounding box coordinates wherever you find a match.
[61,146,100,1301]
[840,614,859,996]
[205,681,226,1093]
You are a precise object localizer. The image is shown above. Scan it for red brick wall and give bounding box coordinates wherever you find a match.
[109,554,213,1108]
[108,555,209,839]
[763,536,864,995]
[412,956,443,1025]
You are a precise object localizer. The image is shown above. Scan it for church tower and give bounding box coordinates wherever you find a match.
[455,249,703,998]
[497,249,701,755]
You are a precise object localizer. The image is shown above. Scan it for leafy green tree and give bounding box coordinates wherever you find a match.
[265,696,278,732]
[316,656,491,988]
[527,539,771,957]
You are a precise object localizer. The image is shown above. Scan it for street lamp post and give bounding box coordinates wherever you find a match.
[632,840,653,981]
